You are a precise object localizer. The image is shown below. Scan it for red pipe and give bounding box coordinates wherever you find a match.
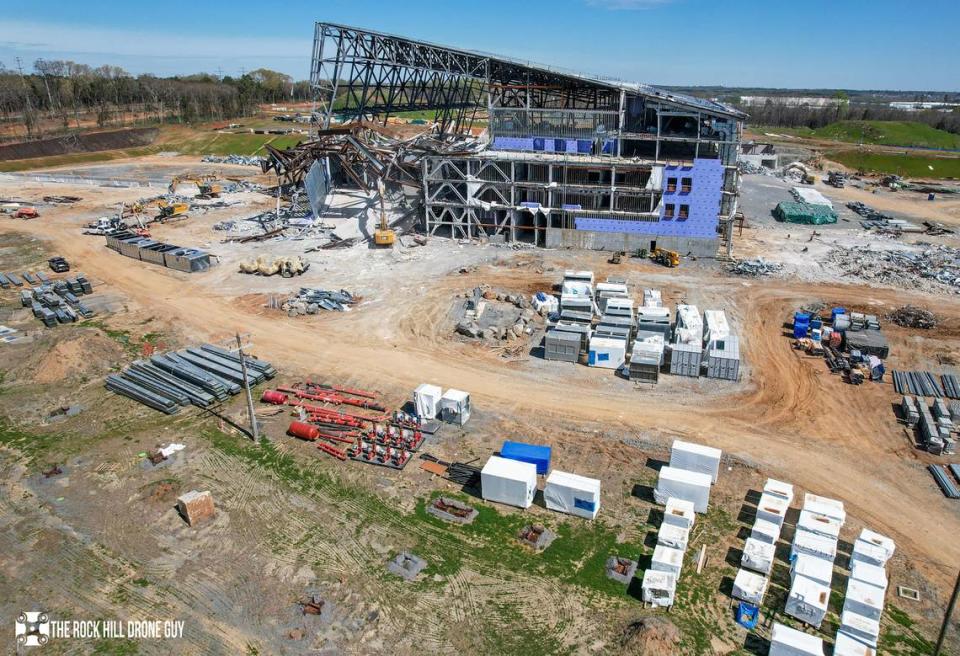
[305,381,379,399]
[317,442,347,460]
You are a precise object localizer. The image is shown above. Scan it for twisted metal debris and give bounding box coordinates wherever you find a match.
[886,305,937,329]
[727,258,783,277]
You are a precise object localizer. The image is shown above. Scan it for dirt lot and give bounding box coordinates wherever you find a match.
[0,161,958,654]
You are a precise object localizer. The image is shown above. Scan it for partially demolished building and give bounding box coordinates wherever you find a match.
[310,22,746,256]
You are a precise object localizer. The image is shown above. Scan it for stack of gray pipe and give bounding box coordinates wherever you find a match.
[105,343,275,414]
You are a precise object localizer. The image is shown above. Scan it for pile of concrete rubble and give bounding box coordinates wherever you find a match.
[273,288,355,315]
[727,258,783,277]
[827,244,960,294]
[455,287,537,342]
[201,154,263,166]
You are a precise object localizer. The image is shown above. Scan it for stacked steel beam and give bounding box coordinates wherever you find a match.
[106,344,275,413]
[892,370,947,398]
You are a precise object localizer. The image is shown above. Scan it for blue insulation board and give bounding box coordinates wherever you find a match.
[500,441,551,475]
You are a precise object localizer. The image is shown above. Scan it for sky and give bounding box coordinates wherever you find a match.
[0,0,957,91]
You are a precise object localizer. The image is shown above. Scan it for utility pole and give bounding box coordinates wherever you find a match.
[934,569,960,655]
[236,333,260,442]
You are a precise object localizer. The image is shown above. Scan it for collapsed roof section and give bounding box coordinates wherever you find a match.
[311,22,746,136]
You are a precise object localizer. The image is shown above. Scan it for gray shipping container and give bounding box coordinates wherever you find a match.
[139,242,180,266]
[119,237,151,259]
[669,343,702,377]
[595,324,631,340]
[553,322,590,353]
[628,355,659,383]
[705,336,740,381]
[544,330,580,363]
[164,248,212,273]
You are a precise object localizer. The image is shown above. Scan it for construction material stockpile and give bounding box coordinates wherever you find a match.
[106,344,276,414]
[19,275,95,326]
[273,288,356,315]
[773,201,838,225]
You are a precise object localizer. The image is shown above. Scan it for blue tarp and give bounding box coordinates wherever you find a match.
[736,602,759,630]
[500,441,551,475]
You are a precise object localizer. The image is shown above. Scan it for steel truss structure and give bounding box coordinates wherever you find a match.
[310,22,747,256]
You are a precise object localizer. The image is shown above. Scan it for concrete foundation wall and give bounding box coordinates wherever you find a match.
[545,228,717,258]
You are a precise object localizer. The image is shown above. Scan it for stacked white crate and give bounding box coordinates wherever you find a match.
[646,441,723,609]
[838,530,894,651]
[786,493,844,628]
[735,477,790,605]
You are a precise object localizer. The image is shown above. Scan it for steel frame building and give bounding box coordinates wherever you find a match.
[311,22,747,256]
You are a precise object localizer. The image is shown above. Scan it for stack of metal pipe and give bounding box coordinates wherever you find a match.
[105,344,275,414]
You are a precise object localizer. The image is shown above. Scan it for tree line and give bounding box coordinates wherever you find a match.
[735,95,960,137]
[0,59,312,141]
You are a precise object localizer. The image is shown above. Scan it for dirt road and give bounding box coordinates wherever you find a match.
[3,180,959,588]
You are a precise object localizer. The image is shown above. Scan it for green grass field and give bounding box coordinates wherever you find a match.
[755,120,960,150]
[826,149,960,178]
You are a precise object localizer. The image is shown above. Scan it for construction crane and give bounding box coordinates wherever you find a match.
[169,173,224,199]
[373,179,395,247]
[651,247,680,268]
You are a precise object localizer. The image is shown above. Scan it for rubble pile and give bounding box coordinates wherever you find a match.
[847,201,894,222]
[827,244,960,294]
[201,154,263,166]
[272,288,356,315]
[727,258,783,277]
[455,286,536,342]
[887,305,937,329]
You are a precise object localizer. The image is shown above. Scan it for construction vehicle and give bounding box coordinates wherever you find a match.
[826,171,846,188]
[13,207,39,219]
[373,179,395,247]
[48,257,70,273]
[608,250,624,264]
[84,216,128,235]
[651,247,680,268]
[156,201,189,221]
[169,174,223,199]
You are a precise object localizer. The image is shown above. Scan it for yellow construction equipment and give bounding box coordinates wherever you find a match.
[651,247,680,268]
[373,179,395,247]
[156,201,189,221]
[169,174,224,199]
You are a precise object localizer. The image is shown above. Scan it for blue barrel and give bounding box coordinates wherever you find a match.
[793,324,809,339]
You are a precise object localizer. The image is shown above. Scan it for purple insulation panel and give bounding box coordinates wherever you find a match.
[655,159,724,238]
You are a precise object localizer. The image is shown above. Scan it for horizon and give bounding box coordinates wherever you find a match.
[0,0,958,92]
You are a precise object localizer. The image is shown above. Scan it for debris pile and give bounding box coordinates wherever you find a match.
[201,154,263,166]
[887,305,937,329]
[455,286,536,343]
[727,258,783,277]
[826,244,960,294]
[273,288,356,315]
[238,255,310,277]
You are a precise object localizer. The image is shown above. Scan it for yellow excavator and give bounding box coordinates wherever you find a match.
[126,199,189,223]
[651,247,680,268]
[373,179,395,247]
[169,174,224,199]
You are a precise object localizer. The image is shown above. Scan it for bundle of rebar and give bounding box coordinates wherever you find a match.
[893,370,948,398]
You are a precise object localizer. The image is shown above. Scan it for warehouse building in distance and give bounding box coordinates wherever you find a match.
[310,23,747,257]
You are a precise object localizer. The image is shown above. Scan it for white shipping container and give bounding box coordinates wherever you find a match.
[651,544,684,576]
[657,523,690,551]
[543,470,601,520]
[641,569,677,607]
[791,529,838,562]
[797,510,842,540]
[751,517,781,545]
[764,478,795,504]
[732,568,768,605]
[840,610,880,648]
[588,335,627,369]
[669,439,722,483]
[741,537,776,575]
[756,492,790,527]
[480,456,537,509]
[769,622,825,656]
[414,383,442,419]
[439,388,471,426]
[844,577,885,621]
[850,560,888,591]
[674,304,703,345]
[855,528,895,565]
[785,575,831,629]
[662,497,696,530]
[653,466,712,512]
[703,309,730,345]
[834,630,876,656]
[790,553,834,588]
[803,493,846,524]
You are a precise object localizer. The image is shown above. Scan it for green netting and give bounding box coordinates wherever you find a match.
[773,202,838,225]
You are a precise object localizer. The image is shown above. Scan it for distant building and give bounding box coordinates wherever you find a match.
[739,96,838,108]
[888,101,960,112]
